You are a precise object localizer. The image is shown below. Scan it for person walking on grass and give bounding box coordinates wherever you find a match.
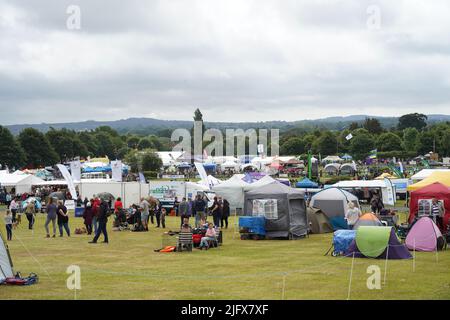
[9,197,18,224]
[89,199,109,244]
[156,206,166,228]
[221,199,230,229]
[179,197,189,227]
[83,200,94,235]
[25,199,36,230]
[45,198,57,238]
[140,197,150,231]
[57,200,70,237]
[92,196,101,235]
[4,210,13,241]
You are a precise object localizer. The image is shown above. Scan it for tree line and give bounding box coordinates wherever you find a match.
[1,112,449,170]
[0,125,170,170]
[280,113,450,160]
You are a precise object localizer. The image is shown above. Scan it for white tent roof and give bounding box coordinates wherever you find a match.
[410,169,450,181]
[0,173,44,186]
[156,151,184,166]
[207,175,222,186]
[332,180,389,188]
[212,174,249,209]
[251,156,274,165]
[324,163,341,171]
[243,175,277,192]
[221,160,240,168]
[322,155,342,162]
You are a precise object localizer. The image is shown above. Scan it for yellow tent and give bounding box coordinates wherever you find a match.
[407,171,450,191]
[375,172,397,180]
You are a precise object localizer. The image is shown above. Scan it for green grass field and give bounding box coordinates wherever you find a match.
[0,209,449,300]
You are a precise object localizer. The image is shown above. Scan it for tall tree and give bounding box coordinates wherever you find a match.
[0,126,26,169]
[402,128,420,152]
[350,133,375,160]
[376,132,403,152]
[280,137,305,155]
[363,118,383,134]
[397,113,428,131]
[313,131,337,156]
[18,128,59,167]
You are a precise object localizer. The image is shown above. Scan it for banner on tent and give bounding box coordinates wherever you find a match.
[149,181,186,201]
[111,160,123,182]
[57,164,77,199]
[384,178,396,206]
[70,161,81,182]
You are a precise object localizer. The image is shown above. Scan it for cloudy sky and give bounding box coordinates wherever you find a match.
[1,0,450,125]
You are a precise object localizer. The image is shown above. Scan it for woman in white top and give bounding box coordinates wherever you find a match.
[345,201,361,229]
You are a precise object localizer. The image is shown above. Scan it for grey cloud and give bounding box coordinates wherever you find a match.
[0,0,450,125]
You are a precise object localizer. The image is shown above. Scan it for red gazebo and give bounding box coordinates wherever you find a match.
[409,182,450,231]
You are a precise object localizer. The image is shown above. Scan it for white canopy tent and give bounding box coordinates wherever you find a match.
[331,179,396,206]
[212,175,249,210]
[243,175,277,192]
[410,169,450,181]
[0,173,45,194]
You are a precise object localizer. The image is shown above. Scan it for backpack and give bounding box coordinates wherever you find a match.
[5,272,39,286]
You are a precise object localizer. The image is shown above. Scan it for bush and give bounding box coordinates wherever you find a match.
[143,171,159,179]
[377,151,417,159]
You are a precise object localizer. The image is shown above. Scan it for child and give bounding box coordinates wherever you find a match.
[160,208,166,229]
[4,210,13,241]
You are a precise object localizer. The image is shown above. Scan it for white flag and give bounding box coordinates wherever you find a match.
[70,161,81,182]
[345,133,353,141]
[57,164,77,200]
[111,160,123,182]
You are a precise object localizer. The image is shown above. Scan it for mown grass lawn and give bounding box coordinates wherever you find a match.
[0,209,449,300]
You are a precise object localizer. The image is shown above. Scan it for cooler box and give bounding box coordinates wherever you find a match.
[239,216,266,235]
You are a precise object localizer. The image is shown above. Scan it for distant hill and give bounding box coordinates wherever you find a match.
[5,114,450,135]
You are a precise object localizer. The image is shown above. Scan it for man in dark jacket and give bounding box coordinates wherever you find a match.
[89,199,109,244]
[194,195,207,227]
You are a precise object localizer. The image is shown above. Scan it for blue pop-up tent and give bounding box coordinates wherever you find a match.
[296,177,319,188]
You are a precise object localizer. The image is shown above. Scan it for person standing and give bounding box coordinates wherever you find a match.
[83,200,94,235]
[140,197,150,231]
[431,198,444,227]
[4,210,13,241]
[156,204,165,228]
[92,196,101,235]
[83,197,89,209]
[57,200,70,237]
[179,197,189,227]
[9,197,18,223]
[370,192,384,214]
[173,197,180,217]
[25,199,36,230]
[345,202,361,230]
[221,199,230,229]
[194,195,207,227]
[45,198,57,238]
[90,199,109,244]
[5,193,12,209]
[210,197,221,228]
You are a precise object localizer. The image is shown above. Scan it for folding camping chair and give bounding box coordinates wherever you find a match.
[177,231,193,252]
